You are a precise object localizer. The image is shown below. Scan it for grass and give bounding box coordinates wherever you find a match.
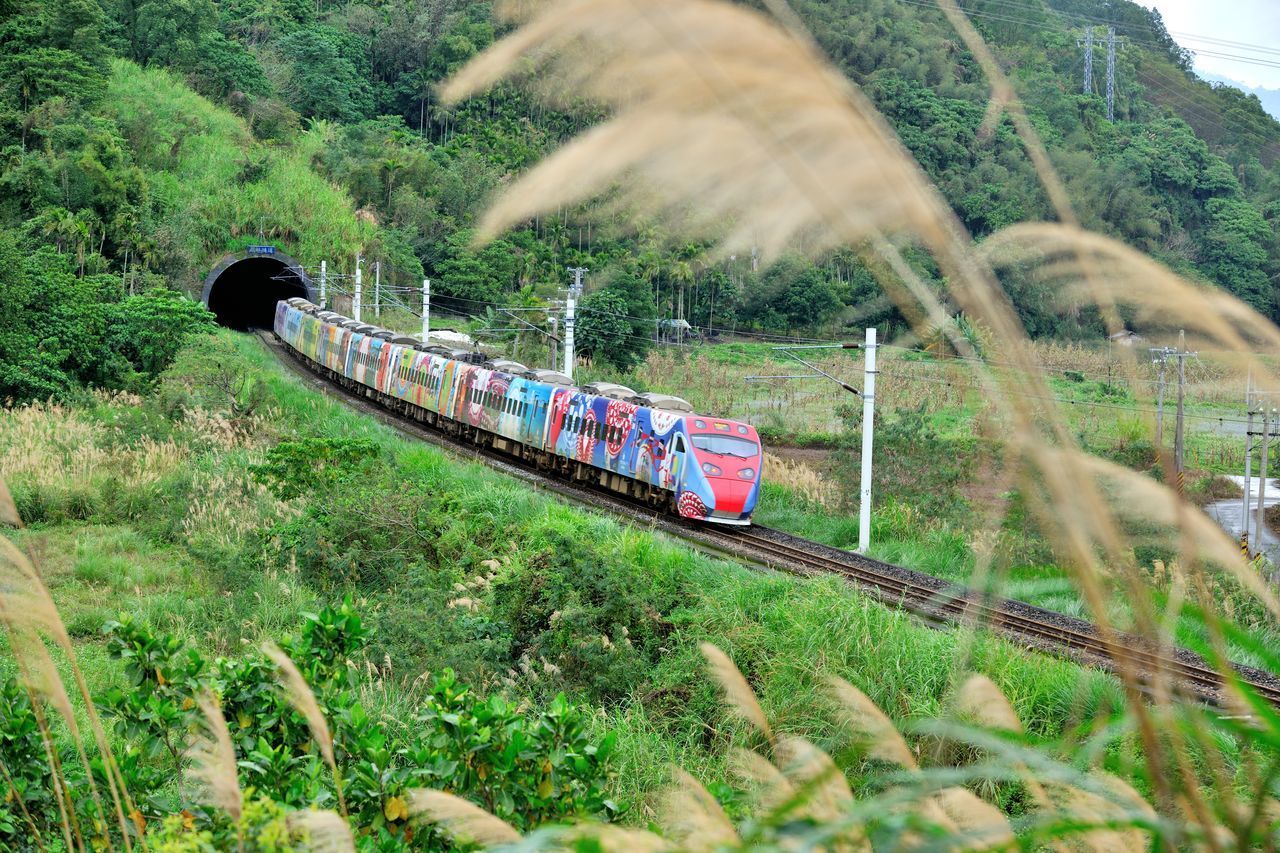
[0,328,1164,822]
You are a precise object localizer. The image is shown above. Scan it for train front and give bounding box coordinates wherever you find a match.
[680,417,763,524]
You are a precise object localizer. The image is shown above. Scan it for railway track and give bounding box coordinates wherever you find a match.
[257,330,1280,709]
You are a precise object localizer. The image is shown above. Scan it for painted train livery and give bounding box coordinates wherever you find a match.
[275,299,762,524]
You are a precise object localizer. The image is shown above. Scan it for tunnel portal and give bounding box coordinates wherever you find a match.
[202,248,313,330]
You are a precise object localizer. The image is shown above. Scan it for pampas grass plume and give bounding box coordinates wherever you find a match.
[406,789,521,846]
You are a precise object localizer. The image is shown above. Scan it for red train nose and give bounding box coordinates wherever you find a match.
[710,478,753,515]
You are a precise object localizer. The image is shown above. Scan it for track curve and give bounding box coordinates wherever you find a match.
[257,330,1280,709]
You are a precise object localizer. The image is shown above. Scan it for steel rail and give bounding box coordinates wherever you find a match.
[256,331,1280,709]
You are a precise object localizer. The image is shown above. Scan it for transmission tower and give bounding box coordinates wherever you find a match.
[1083,26,1093,95]
[1106,26,1116,120]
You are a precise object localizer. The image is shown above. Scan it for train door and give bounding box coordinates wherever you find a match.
[669,433,688,491]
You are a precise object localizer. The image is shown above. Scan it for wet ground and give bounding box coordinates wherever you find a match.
[1205,474,1280,563]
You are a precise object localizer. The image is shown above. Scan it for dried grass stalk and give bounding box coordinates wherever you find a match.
[1042,773,1156,852]
[286,808,356,852]
[930,786,1015,850]
[443,0,949,260]
[661,767,741,852]
[954,675,1022,734]
[187,692,242,820]
[0,479,21,528]
[981,224,1280,357]
[0,533,135,848]
[773,735,857,826]
[699,643,773,743]
[262,641,346,814]
[405,789,521,846]
[827,676,916,768]
[728,746,795,813]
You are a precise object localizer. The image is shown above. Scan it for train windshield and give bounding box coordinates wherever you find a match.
[691,434,758,458]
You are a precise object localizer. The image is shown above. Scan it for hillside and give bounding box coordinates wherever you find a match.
[3,0,1280,397]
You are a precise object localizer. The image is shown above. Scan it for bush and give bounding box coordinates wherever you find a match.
[84,601,619,848]
[489,528,680,703]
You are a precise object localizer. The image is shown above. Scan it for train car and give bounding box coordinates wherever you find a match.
[274,298,762,524]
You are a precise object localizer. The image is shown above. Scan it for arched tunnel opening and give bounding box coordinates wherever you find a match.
[202,251,313,330]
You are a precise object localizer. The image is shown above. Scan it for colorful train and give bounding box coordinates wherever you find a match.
[274,298,763,524]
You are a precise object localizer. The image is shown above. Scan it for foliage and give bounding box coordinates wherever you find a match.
[0,599,617,849]
[489,528,680,703]
[575,285,653,372]
[250,437,382,501]
[838,402,980,521]
[0,233,215,402]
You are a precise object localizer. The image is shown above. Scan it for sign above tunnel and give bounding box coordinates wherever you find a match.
[247,245,277,255]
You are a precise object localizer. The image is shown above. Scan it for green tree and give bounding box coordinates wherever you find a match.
[130,0,217,68]
[1199,197,1276,317]
[276,25,374,122]
[433,228,518,307]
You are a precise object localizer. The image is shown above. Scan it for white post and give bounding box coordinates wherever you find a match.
[564,296,576,381]
[1257,409,1271,546]
[319,260,327,309]
[354,257,363,322]
[858,327,877,553]
[421,279,430,343]
[1244,407,1254,550]
[374,261,381,317]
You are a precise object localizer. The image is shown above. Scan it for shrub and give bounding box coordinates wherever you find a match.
[86,601,619,848]
[489,528,679,702]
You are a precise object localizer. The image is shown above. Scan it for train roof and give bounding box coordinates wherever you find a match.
[285,301,731,421]
[581,381,636,400]
[524,368,573,386]
[631,392,694,412]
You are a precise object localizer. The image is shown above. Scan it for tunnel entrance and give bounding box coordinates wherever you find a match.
[202,248,313,330]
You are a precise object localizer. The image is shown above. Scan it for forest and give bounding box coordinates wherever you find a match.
[3,0,1280,404]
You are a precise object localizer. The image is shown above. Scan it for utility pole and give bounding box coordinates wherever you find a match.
[1171,331,1196,491]
[1106,25,1116,120]
[751,338,872,546]
[1151,347,1168,447]
[421,279,430,344]
[567,266,587,298]
[564,297,576,381]
[319,260,327,309]
[1243,377,1255,555]
[858,327,878,554]
[354,257,363,322]
[1257,408,1272,546]
[1083,26,1094,95]
[549,312,559,372]
[374,261,381,317]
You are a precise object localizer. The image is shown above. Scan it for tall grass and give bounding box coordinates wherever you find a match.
[438,0,1280,845]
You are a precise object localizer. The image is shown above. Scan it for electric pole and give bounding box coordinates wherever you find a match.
[1106,26,1116,120]
[1083,26,1094,95]
[319,260,327,309]
[1150,347,1168,447]
[564,297,576,381]
[1257,408,1272,546]
[1243,379,1255,555]
[1169,331,1197,493]
[354,256,363,322]
[858,327,878,553]
[421,279,430,344]
[567,266,587,298]
[374,261,381,317]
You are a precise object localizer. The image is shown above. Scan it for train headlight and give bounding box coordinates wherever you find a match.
[701,462,722,476]
[737,468,755,480]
